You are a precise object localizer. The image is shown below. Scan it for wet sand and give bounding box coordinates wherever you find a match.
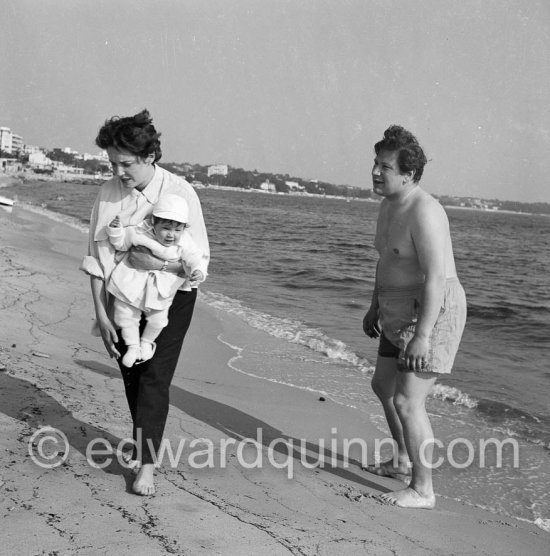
[0,203,547,555]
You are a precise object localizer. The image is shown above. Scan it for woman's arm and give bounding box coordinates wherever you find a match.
[181,235,208,278]
[90,275,120,359]
[129,232,180,260]
[127,245,184,274]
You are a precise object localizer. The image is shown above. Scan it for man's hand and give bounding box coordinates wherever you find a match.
[403,335,429,372]
[109,215,121,228]
[363,306,381,338]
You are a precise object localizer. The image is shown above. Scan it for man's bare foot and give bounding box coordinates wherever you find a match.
[132,464,155,496]
[363,459,411,477]
[378,487,435,509]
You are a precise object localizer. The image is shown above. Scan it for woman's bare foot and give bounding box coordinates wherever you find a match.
[378,487,435,509]
[363,459,411,477]
[132,463,156,496]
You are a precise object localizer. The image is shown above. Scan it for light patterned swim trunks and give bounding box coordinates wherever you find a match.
[377,278,467,374]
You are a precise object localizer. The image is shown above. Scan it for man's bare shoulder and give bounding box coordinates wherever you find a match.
[410,189,447,217]
[408,189,450,238]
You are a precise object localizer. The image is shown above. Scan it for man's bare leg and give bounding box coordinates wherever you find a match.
[379,371,437,508]
[132,463,156,496]
[365,356,411,476]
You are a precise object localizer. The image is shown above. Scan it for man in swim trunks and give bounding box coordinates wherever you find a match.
[362,125,467,509]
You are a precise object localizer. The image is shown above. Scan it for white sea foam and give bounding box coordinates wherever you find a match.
[16,201,89,234]
[430,383,478,408]
[217,333,331,396]
[534,517,550,533]
[201,290,491,412]
[200,290,374,373]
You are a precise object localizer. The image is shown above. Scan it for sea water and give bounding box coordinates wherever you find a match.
[196,188,550,531]
[4,181,549,531]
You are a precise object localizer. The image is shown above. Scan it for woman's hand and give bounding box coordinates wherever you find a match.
[128,246,184,274]
[97,315,120,359]
[127,245,164,270]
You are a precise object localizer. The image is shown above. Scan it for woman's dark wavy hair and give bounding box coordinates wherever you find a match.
[374,125,427,183]
[95,109,162,162]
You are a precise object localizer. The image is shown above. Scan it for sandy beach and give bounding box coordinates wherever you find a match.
[0,203,548,555]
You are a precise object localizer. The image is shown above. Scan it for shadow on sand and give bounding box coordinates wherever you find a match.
[0,370,136,491]
[75,359,390,493]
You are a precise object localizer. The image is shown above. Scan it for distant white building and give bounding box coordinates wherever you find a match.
[259,180,276,193]
[1,158,21,173]
[29,151,53,168]
[53,163,84,176]
[11,134,23,154]
[0,127,24,154]
[285,180,305,192]
[0,127,12,153]
[23,144,42,155]
[207,164,228,177]
[79,151,109,161]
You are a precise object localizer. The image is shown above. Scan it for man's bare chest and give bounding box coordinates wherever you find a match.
[375,212,416,259]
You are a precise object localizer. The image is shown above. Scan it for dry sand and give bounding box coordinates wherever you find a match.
[0,203,547,555]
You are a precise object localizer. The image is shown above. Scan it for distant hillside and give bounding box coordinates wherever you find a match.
[163,161,550,215]
[160,162,375,200]
[436,195,550,215]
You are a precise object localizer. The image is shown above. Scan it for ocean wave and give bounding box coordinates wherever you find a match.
[16,201,90,234]
[467,301,550,322]
[467,304,518,320]
[332,241,371,249]
[431,384,478,408]
[282,274,368,290]
[432,384,550,447]
[442,394,545,424]
[475,398,542,423]
[534,517,550,533]
[199,289,374,372]
[200,288,550,449]
[439,495,550,535]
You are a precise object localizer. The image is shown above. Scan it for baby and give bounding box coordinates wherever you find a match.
[107,194,206,367]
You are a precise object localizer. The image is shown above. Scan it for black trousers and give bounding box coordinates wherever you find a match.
[115,289,197,464]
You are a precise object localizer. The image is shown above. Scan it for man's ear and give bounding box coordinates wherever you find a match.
[403,169,415,185]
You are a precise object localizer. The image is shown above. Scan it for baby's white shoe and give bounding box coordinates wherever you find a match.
[140,340,156,362]
[122,345,141,367]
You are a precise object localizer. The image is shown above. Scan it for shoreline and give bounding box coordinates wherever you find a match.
[3,174,549,216]
[0,200,548,551]
[3,190,550,527]
[443,203,544,217]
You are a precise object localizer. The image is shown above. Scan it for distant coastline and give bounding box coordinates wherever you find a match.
[2,170,550,216]
[443,204,547,217]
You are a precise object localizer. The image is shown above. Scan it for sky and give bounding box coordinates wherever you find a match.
[1,0,549,203]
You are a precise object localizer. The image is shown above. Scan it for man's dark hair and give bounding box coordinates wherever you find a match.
[95,109,162,162]
[374,125,427,183]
